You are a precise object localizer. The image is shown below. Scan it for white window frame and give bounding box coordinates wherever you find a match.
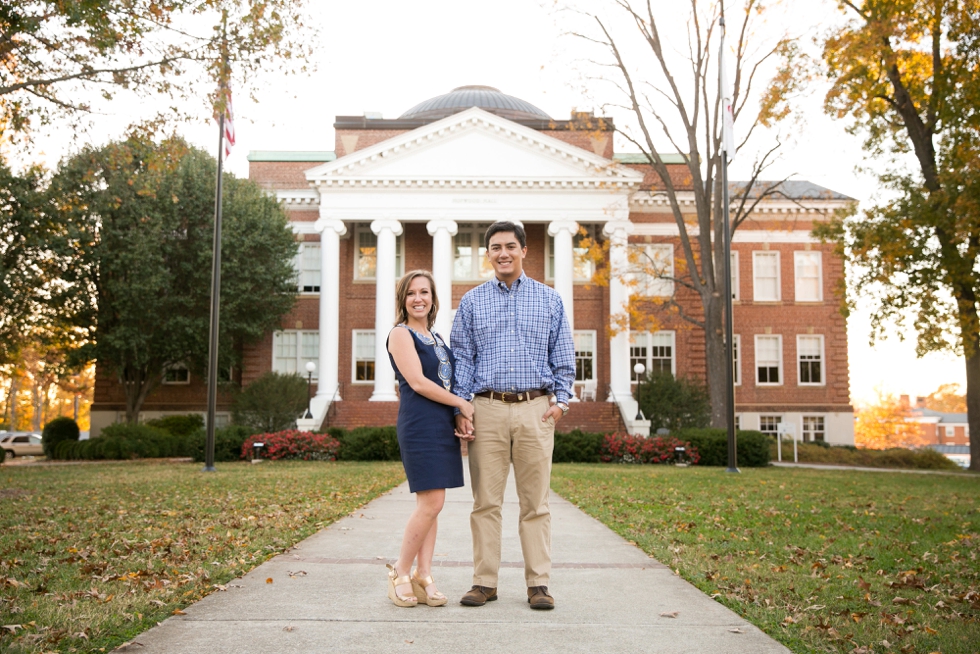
[546,225,598,282]
[630,244,674,297]
[630,331,676,379]
[272,330,319,379]
[752,251,781,302]
[944,425,956,437]
[796,335,825,386]
[163,363,190,385]
[353,224,404,280]
[730,251,740,301]
[802,415,826,442]
[573,330,597,383]
[452,222,495,281]
[759,415,782,435]
[352,329,376,384]
[296,242,321,293]
[732,334,741,386]
[755,334,783,386]
[794,251,823,302]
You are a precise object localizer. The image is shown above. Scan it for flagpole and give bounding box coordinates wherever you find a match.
[720,10,739,473]
[204,13,229,473]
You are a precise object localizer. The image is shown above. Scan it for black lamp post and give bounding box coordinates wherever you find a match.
[633,362,645,421]
[304,361,316,419]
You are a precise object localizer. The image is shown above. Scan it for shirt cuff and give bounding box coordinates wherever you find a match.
[554,391,571,405]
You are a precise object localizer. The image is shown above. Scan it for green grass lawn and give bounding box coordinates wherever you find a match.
[0,460,405,653]
[552,464,980,654]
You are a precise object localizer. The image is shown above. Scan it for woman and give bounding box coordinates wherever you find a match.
[385,270,475,607]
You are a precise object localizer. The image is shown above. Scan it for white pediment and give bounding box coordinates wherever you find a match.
[305,107,643,189]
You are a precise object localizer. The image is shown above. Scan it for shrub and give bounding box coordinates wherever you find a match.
[232,372,309,432]
[599,432,700,465]
[676,428,771,467]
[637,372,711,435]
[553,430,605,463]
[241,430,340,461]
[61,423,182,460]
[333,426,401,461]
[146,414,204,438]
[42,417,80,458]
[779,441,960,470]
[186,425,255,463]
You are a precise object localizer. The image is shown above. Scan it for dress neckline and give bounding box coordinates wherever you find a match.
[400,323,435,345]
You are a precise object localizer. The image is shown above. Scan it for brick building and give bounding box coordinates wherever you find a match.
[90,86,855,443]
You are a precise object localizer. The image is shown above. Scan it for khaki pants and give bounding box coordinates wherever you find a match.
[468,394,554,588]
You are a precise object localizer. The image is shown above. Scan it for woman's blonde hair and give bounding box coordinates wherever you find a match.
[395,270,439,330]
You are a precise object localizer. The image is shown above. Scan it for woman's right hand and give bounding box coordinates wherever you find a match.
[457,400,475,422]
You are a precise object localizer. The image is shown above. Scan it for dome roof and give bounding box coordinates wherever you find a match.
[400,85,551,121]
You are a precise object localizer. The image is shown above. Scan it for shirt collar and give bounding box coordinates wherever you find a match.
[494,271,527,292]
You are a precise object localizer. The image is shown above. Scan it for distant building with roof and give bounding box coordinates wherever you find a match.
[90,85,857,443]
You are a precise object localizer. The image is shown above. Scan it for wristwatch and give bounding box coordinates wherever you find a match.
[556,402,569,416]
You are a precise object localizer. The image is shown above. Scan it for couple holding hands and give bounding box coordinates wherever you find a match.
[385,221,575,611]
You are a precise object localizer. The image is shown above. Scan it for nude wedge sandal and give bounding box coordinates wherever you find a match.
[386,564,418,607]
[411,569,448,607]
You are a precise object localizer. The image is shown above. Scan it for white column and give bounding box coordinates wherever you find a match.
[314,213,347,403]
[426,217,458,343]
[604,219,634,404]
[548,219,578,332]
[370,218,403,401]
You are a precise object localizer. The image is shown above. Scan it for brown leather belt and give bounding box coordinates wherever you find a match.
[475,389,549,403]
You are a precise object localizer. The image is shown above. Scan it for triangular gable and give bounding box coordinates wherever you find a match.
[305,107,643,186]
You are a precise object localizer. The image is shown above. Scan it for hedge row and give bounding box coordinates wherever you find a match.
[554,428,771,467]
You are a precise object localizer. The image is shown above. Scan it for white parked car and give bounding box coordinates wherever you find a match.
[0,432,44,458]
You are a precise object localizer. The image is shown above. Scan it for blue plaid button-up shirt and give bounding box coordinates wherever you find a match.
[451,272,575,406]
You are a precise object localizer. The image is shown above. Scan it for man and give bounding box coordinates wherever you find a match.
[451,221,575,611]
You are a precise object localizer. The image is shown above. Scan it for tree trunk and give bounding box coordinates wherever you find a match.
[9,376,19,430]
[703,293,728,427]
[965,349,980,472]
[122,366,160,424]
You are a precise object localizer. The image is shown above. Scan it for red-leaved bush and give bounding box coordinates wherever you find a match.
[600,432,700,465]
[241,430,341,461]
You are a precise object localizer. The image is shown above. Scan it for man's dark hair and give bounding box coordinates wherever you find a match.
[484,221,526,249]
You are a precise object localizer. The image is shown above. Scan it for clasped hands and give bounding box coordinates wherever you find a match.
[454,402,565,441]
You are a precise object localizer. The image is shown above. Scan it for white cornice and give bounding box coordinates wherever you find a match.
[631,191,851,213]
[277,189,319,206]
[632,222,823,243]
[306,107,643,187]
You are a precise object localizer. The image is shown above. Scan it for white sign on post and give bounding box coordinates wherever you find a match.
[777,422,797,462]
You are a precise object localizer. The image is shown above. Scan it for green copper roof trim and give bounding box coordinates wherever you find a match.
[247,151,337,162]
[614,153,687,164]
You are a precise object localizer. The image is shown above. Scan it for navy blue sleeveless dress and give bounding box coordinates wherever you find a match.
[387,325,464,493]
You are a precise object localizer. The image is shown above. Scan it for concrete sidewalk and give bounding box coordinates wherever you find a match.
[118,463,789,653]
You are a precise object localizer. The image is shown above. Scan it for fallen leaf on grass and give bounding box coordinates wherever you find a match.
[922,626,938,635]
[892,597,911,605]
[2,625,23,634]
[659,611,679,618]
[148,600,165,607]
[172,609,186,615]
[212,585,227,592]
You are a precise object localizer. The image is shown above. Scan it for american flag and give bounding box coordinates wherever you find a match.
[223,86,236,159]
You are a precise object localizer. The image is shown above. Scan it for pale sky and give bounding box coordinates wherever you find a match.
[21,0,965,407]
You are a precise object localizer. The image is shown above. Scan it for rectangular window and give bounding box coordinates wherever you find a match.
[732,334,741,385]
[794,251,822,302]
[353,330,376,382]
[944,425,955,437]
[759,415,782,435]
[163,363,190,385]
[755,335,782,385]
[298,243,321,293]
[354,224,403,280]
[630,331,675,379]
[731,251,740,301]
[797,335,824,385]
[547,225,597,281]
[573,331,596,382]
[273,330,318,378]
[734,414,741,430]
[631,244,674,297]
[802,416,825,442]
[753,251,781,301]
[453,223,494,281]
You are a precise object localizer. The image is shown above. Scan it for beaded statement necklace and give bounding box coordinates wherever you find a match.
[400,324,452,391]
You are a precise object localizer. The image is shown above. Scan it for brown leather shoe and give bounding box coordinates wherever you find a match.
[460,585,497,606]
[527,586,555,610]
